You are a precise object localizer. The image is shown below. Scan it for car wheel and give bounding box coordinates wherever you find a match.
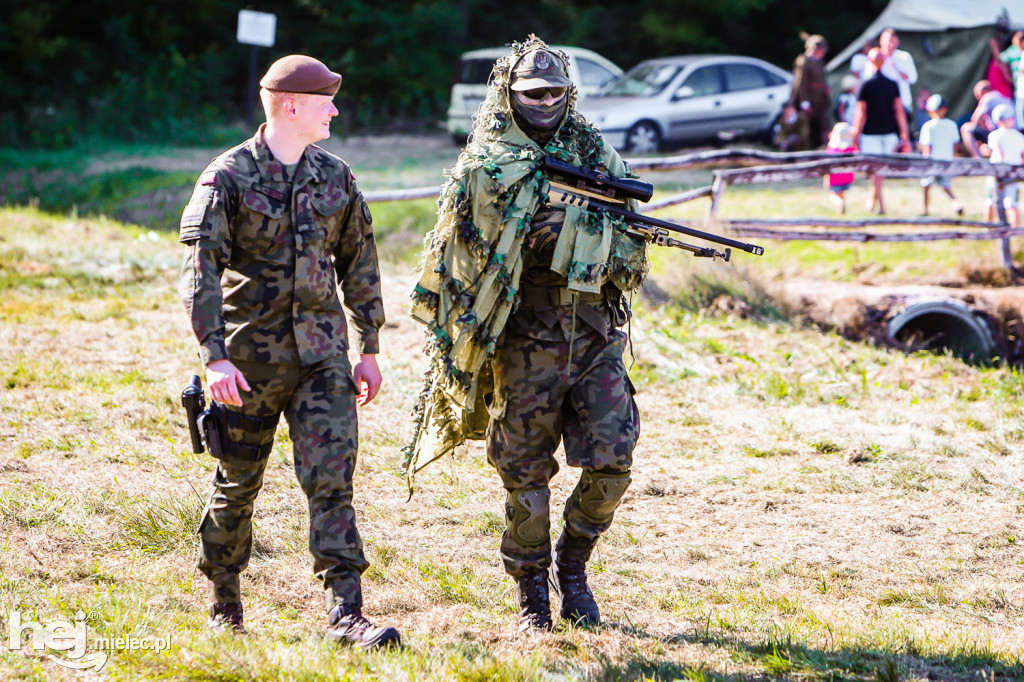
[626,121,661,153]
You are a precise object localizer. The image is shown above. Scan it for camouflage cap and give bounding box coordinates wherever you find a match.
[260,55,341,96]
[510,49,571,91]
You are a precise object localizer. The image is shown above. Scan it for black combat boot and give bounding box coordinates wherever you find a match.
[554,530,600,625]
[516,570,553,633]
[326,604,402,650]
[207,601,244,633]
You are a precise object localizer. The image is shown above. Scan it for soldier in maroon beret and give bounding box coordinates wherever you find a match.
[177,55,400,649]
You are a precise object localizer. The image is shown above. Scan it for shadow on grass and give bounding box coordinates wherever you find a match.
[597,619,1023,681]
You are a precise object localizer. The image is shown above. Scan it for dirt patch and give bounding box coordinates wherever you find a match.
[776,279,1024,363]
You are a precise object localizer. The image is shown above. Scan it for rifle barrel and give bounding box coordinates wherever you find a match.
[548,187,764,256]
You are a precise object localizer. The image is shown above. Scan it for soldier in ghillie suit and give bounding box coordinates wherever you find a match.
[177,55,399,649]
[405,36,649,633]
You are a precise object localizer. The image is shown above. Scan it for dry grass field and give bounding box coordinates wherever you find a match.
[1,144,1023,680]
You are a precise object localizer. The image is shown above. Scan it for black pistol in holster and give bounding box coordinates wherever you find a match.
[181,374,224,459]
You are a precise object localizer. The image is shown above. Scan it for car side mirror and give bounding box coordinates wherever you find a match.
[672,86,695,101]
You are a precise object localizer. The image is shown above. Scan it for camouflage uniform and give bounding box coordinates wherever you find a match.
[790,49,831,148]
[488,253,639,578]
[408,37,647,613]
[178,124,384,612]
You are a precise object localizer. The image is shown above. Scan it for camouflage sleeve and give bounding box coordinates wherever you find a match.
[177,169,233,365]
[333,172,384,354]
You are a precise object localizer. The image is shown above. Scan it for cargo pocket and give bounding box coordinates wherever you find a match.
[239,187,288,253]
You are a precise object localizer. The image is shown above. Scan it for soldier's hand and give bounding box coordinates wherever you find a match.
[206,359,251,407]
[352,354,383,406]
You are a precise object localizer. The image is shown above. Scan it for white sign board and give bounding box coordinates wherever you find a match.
[237,10,276,47]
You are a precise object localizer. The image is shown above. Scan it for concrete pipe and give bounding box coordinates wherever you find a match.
[887,297,996,363]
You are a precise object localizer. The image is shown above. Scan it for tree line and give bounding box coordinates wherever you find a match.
[0,0,887,148]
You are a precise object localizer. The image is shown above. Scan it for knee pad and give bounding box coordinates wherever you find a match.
[569,470,632,526]
[505,487,550,547]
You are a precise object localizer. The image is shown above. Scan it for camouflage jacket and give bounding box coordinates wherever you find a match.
[790,54,830,108]
[177,125,384,367]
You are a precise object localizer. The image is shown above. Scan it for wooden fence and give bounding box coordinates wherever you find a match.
[636,150,1024,271]
[362,149,1024,271]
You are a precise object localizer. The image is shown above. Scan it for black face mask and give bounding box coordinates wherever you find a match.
[511,91,568,136]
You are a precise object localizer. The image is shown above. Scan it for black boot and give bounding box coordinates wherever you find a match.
[207,601,244,633]
[326,604,402,650]
[516,570,553,633]
[554,531,600,625]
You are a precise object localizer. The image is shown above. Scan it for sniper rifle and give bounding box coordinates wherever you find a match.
[541,156,764,261]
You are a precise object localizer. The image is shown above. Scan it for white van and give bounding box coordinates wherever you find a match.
[445,45,623,143]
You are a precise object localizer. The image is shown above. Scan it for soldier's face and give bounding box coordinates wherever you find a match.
[292,94,338,142]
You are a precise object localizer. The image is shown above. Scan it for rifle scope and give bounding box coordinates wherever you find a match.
[541,156,654,203]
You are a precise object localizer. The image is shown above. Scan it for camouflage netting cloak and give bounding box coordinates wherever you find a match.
[402,36,650,493]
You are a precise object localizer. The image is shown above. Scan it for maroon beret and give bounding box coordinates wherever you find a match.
[260,55,341,96]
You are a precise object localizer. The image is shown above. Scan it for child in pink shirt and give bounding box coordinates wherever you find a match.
[824,122,857,213]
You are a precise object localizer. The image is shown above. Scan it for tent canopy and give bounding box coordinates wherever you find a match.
[826,0,1024,122]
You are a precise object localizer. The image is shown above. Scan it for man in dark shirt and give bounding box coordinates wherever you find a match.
[853,47,910,214]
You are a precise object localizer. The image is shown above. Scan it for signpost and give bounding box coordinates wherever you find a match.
[236,10,277,127]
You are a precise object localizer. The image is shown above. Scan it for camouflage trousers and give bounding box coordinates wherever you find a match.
[486,318,639,577]
[197,355,369,612]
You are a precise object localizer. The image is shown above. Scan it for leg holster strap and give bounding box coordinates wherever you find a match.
[222,409,274,434]
[220,440,274,462]
[209,402,275,461]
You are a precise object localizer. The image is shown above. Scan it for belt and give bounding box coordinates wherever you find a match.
[519,286,604,307]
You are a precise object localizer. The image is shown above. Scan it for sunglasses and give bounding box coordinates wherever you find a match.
[516,87,567,104]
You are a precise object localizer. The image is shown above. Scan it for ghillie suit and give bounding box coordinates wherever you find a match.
[402,35,649,493]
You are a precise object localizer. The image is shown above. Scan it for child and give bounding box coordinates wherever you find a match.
[914,87,932,133]
[776,103,810,152]
[835,75,859,126]
[917,93,964,216]
[981,103,1024,225]
[824,122,856,213]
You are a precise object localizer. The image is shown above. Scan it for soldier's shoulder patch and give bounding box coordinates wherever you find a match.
[360,197,372,225]
[199,170,218,186]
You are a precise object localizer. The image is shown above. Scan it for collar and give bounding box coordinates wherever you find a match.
[247,124,320,190]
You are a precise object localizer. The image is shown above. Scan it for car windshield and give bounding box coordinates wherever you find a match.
[602,64,682,97]
[456,57,496,85]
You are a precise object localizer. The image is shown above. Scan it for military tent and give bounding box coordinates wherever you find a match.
[826,0,1024,123]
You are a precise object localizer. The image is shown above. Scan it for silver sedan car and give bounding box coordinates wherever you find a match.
[578,55,794,153]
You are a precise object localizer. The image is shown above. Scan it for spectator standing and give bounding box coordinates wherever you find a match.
[961,80,1014,158]
[987,33,1015,99]
[824,122,857,214]
[835,75,859,126]
[914,87,932,133]
[917,94,964,217]
[789,33,831,148]
[849,39,875,82]
[980,103,1024,225]
[863,29,918,127]
[1000,31,1024,127]
[853,47,911,215]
